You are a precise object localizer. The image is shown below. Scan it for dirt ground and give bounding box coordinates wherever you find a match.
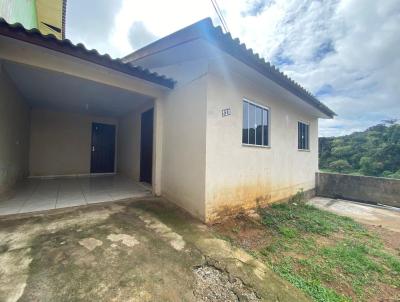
[211,202,400,302]
[0,198,310,302]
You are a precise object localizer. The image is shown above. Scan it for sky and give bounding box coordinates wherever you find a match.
[66,0,400,137]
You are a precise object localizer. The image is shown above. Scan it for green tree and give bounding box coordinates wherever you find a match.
[319,122,400,179]
[328,160,352,173]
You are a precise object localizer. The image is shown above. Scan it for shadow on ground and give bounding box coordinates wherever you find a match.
[0,198,310,302]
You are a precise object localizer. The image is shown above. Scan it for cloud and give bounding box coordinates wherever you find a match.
[128,21,157,50]
[65,0,123,54]
[220,0,400,136]
[65,0,400,136]
[241,0,273,16]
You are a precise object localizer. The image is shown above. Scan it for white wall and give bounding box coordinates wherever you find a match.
[204,59,319,222]
[0,63,30,194]
[122,42,325,223]
[117,101,154,180]
[29,109,117,176]
[156,60,208,220]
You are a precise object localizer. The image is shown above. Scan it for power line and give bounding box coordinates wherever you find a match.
[210,0,229,33]
[213,0,229,32]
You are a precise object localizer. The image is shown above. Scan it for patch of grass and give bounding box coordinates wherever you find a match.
[259,202,364,236]
[278,226,298,238]
[270,258,350,302]
[216,197,400,302]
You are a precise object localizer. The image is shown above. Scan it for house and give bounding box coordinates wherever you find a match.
[0,0,66,39]
[0,17,335,223]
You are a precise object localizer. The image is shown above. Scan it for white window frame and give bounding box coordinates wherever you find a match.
[242,98,271,148]
[297,120,310,151]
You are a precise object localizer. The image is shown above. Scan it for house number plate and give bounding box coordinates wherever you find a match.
[222,108,231,117]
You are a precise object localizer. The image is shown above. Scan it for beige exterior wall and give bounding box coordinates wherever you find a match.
[0,63,30,194]
[29,109,117,176]
[132,47,322,222]
[117,101,154,180]
[204,60,319,222]
[157,61,208,220]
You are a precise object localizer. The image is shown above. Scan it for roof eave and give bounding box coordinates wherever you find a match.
[124,17,336,118]
[0,18,176,89]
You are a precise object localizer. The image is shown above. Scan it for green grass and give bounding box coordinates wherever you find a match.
[270,257,350,302]
[222,196,400,302]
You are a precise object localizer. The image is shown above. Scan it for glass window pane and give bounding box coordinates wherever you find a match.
[248,103,255,144]
[242,102,249,144]
[298,122,310,150]
[263,109,269,146]
[255,106,262,145]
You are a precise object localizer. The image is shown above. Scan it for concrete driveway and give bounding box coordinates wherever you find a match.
[0,198,309,302]
[309,197,400,233]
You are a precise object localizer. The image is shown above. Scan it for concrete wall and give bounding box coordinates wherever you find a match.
[156,60,208,220]
[0,62,30,194]
[316,172,400,208]
[118,101,154,180]
[29,109,117,176]
[204,59,319,222]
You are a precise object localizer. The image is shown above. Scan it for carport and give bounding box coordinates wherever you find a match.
[0,19,173,215]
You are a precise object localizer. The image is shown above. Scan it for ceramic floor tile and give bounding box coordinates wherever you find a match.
[84,193,113,204]
[0,199,25,215]
[1,175,151,216]
[20,200,56,213]
[56,196,87,208]
[0,206,23,215]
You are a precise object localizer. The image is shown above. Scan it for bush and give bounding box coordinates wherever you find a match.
[328,160,352,173]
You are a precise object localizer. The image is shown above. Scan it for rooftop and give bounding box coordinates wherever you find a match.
[0,17,175,89]
[124,18,336,118]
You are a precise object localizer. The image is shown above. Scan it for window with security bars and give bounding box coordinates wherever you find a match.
[242,100,269,147]
[298,121,310,150]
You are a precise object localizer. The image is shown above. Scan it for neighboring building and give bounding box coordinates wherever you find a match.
[0,18,335,222]
[0,0,66,39]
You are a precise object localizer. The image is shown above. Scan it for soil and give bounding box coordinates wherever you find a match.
[211,215,271,251]
[0,198,310,302]
[211,211,400,302]
[365,224,400,253]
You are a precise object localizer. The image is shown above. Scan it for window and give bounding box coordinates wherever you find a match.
[242,100,269,146]
[298,121,310,150]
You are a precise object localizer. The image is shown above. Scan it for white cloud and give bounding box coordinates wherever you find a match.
[66,0,400,136]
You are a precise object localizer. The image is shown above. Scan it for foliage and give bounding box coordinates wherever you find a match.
[319,122,400,178]
[226,202,400,302]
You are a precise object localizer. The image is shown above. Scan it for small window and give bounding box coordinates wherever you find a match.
[298,121,310,150]
[242,100,269,146]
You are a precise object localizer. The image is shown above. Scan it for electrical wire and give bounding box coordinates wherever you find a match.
[210,0,230,33]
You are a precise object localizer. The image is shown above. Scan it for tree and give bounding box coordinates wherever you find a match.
[328,160,352,173]
[319,122,400,179]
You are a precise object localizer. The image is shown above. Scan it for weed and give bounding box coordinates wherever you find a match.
[289,189,306,204]
[219,200,400,302]
[232,225,241,233]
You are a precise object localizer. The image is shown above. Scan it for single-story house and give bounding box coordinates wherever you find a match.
[0,17,335,222]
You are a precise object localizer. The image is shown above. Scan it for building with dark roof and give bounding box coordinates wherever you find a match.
[0,17,334,222]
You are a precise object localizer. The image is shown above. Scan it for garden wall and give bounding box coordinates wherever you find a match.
[316,172,400,208]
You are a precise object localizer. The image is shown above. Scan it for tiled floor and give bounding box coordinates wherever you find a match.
[0,175,152,216]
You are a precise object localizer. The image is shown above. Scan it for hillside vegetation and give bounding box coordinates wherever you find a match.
[319,122,400,179]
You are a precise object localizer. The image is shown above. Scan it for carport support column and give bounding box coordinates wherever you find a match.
[152,97,164,196]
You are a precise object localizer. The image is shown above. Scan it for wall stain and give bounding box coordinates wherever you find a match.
[206,182,314,223]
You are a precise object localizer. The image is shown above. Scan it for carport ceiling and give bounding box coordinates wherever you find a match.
[3,61,153,117]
